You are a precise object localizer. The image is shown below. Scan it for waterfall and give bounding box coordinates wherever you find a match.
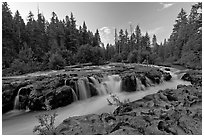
[100,75,121,94]
[89,76,106,95]
[74,81,79,98]
[64,79,68,86]
[135,77,146,91]
[77,79,88,100]
[83,77,91,98]
[13,88,22,110]
[77,78,91,100]
[145,76,154,87]
[177,72,186,80]
[70,88,78,101]
[160,76,164,83]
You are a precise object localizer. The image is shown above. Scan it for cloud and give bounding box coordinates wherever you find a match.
[99,27,111,34]
[148,27,163,35]
[158,3,174,11]
[99,27,114,46]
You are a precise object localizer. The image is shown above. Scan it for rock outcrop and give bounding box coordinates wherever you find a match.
[181,70,202,87]
[55,85,202,135]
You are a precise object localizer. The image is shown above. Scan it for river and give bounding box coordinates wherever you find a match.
[2,65,191,135]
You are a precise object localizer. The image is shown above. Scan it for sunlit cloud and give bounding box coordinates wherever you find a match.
[99,27,114,46]
[158,3,174,11]
[99,27,111,34]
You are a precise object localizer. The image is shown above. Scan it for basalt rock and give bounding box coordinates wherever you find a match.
[163,72,172,81]
[121,74,137,92]
[55,85,202,135]
[181,70,202,87]
[50,86,77,109]
[2,80,33,113]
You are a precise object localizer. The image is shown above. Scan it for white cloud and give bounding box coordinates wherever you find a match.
[158,3,174,11]
[100,27,111,34]
[99,27,114,46]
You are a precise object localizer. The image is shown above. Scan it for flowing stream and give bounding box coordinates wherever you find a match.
[2,65,191,135]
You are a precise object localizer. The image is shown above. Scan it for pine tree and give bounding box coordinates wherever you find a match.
[129,33,136,52]
[13,10,26,53]
[173,8,188,59]
[118,29,125,55]
[2,2,15,68]
[135,25,141,50]
[152,34,159,54]
[82,21,89,45]
[93,29,101,47]
[180,3,202,69]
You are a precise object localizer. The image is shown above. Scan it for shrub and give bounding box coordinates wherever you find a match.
[33,112,58,135]
[75,44,93,63]
[75,44,105,65]
[48,52,65,70]
[58,49,75,65]
[10,44,38,75]
[111,54,122,62]
[127,50,138,63]
[107,93,130,107]
[92,46,105,65]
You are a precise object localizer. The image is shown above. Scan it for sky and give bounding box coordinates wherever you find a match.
[7,2,196,46]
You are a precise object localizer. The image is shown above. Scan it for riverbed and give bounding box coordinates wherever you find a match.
[2,65,191,135]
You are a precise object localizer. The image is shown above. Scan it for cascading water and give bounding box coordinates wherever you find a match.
[77,78,92,100]
[89,76,106,95]
[13,87,25,110]
[100,75,122,94]
[135,77,146,91]
[145,76,154,87]
[70,88,78,101]
[13,89,21,110]
[64,79,68,86]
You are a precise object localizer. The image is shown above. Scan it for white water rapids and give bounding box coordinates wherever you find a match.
[2,65,191,135]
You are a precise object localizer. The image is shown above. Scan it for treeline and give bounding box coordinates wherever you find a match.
[106,2,202,69]
[2,2,104,75]
[2,2,202,76]
[163,3,202,69]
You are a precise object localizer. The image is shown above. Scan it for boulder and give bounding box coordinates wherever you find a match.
[163,72,172,81]
[121,74,137,92]
[50,86,77,109]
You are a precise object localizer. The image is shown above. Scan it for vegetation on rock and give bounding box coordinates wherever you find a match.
[33,112,58,135]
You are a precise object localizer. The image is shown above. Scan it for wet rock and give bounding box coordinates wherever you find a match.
[50,86,76,109]
[181,70,202,86]
[121,74,137,92]
[164,68,171,71]
[163,72,172,81]
[28,91,46,111]
[145,70,162,84]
